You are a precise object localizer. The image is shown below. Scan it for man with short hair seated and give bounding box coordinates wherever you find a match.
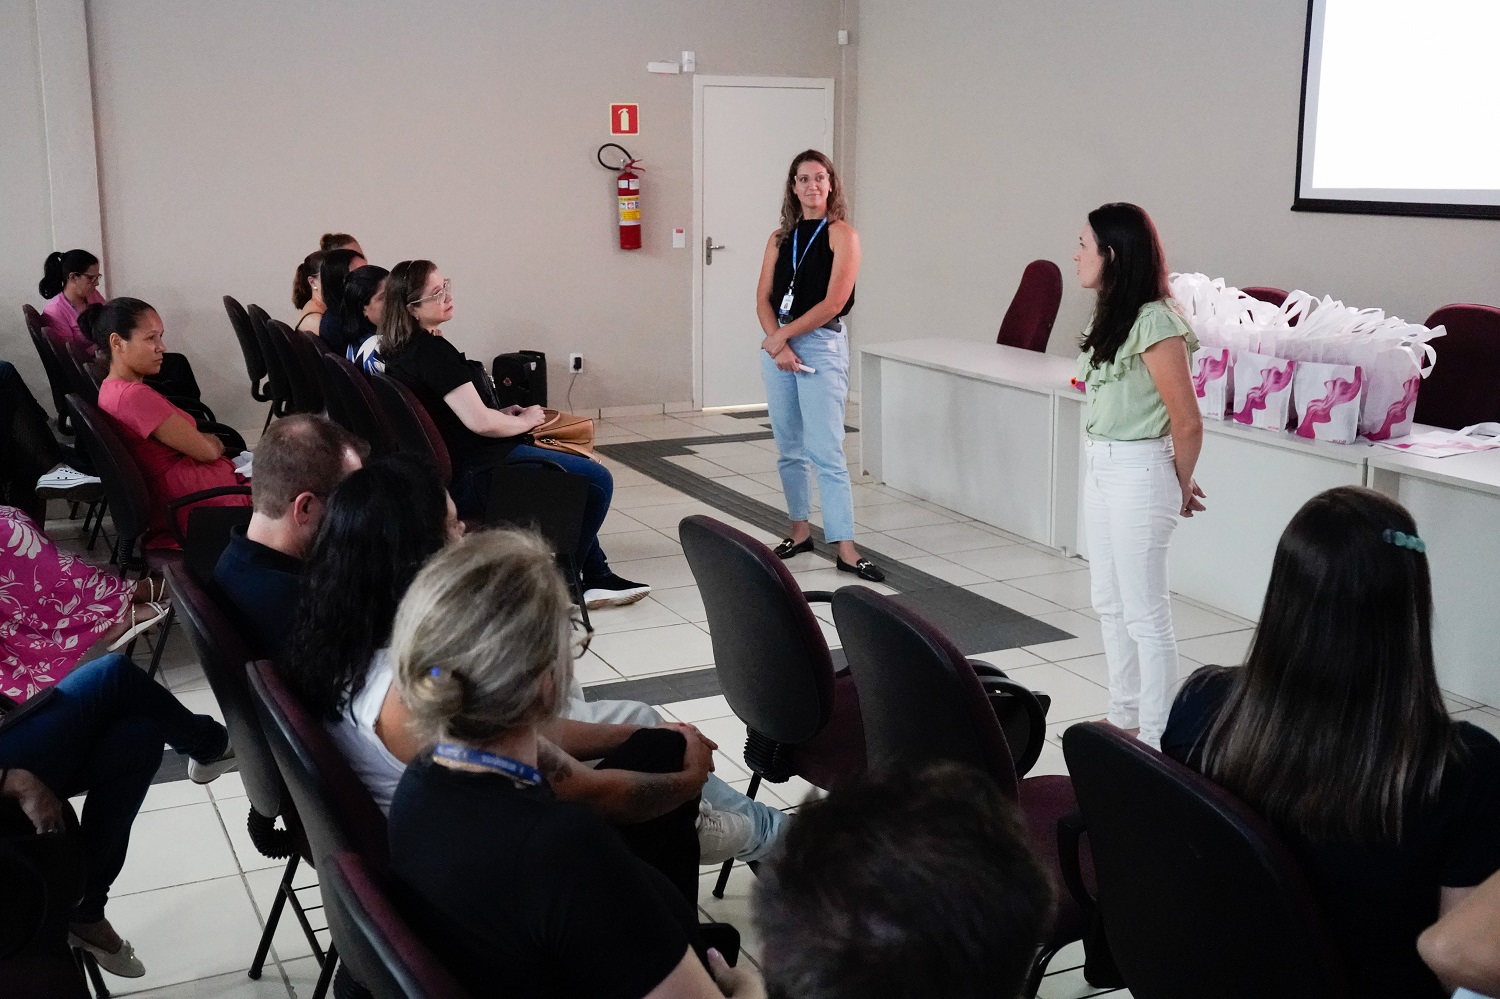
[213,414,367,656]
[751,762,1054,999]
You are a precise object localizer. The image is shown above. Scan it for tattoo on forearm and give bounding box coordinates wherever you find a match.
[537,740,575,787]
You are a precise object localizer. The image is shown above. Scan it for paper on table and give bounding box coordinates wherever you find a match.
[1374,423,1500,459]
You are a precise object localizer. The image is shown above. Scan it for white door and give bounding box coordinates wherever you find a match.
[696,78,834,409]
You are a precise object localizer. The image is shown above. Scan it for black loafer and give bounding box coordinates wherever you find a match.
[773,537,814,559]
[836,557,886,582]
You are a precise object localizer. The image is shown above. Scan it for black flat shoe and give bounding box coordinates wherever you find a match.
[773,537,814,559]
[836,557,886,582]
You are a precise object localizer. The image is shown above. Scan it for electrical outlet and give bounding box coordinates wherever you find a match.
[569,353,584,372]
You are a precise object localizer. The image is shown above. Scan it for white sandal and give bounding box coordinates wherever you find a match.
[106,600,170,652]
[141,575,169,604]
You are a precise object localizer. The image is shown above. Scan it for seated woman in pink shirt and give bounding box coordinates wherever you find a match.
[38,249,105,350]
[87,298,249,551]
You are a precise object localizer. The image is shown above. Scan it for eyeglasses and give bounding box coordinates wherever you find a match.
[76,272,103,284]
[409,279,452,306]
[570,609,595,660]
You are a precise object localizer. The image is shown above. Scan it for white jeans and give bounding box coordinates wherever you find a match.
[1083,436,1181,748]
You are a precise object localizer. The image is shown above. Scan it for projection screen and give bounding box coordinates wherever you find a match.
[1295,0,1500,219]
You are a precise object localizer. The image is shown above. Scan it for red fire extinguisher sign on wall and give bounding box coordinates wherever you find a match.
[610,104,638,135]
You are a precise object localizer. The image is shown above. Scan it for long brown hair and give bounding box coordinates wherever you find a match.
[1079,203,1171,368]
[776,150,847,245]
[293,250,327,309]
[1196,487,1462,845]
[378,259,437,358]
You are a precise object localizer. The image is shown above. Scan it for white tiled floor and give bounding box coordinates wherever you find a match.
[41,407,1499,999]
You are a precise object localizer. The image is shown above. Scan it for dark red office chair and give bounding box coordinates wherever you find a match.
[1242,286,1289,308]
[320,851,472,999]
[318,352,396,454]
[830,585,1088,997]
[1060,723,1350,998]
[679,515,866,898]
[369,373,453,487]
[1413,304,1500,430]
[997,259,1064,352]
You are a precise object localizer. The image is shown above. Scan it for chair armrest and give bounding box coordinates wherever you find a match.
[164,485,252,549]
[1057,810,1096,916]
[802,590,835,603]
[165,485,253,515]
[167,395,216,422]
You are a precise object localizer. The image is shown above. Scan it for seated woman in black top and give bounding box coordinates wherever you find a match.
[387,530,761,999]
[381,258,647,608]
[1161,486,1500,999]
[339,264,389,373]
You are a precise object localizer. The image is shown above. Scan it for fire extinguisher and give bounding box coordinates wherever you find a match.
[599,144,642,251]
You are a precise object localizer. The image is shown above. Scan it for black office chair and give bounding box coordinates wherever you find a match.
[679,514,867,897]
[23,304,77,435]
[248,660,390,999]
[1060,722,1351,999]
[224,295,275,429]
[164,562,325,983]
[320,851,471,999]
[247,304,294,423]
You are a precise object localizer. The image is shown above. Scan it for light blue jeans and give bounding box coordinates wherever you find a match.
[760,325,855,542]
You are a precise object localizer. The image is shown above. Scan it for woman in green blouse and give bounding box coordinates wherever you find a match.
[1073,202,1205,748]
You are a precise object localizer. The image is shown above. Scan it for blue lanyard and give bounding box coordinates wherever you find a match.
[433,743,544,786]
[790,218,828,283]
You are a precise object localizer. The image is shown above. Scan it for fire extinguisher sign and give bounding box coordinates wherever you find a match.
[610,104,639,135]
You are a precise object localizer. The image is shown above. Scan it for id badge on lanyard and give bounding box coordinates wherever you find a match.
[778,218,828,324]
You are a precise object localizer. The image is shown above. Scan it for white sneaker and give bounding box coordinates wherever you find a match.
[698,803,754,865]
[188,745,237,784]
[36,465,101,490]
[582,573,651,609]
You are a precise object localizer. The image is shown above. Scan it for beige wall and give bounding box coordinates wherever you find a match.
[1,1,60,399]
[852,0,1500,362]
[73,0,848,433]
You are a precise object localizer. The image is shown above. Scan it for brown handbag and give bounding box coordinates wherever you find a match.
[531,408,597,460]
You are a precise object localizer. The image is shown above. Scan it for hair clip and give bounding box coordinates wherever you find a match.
[1382,528,1426,554]
[429,667,443,678]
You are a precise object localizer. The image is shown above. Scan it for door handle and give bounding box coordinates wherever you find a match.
[705,237,726,265]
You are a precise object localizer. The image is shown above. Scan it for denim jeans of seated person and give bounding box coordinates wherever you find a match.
[565,679,786,862]
[0,654,229,922]
[760,326,855,542]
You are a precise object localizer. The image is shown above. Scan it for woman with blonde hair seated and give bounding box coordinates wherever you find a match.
[387,530,761,999]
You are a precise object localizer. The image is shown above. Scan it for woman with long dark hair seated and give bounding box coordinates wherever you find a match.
[380,259,647,607]
[282,456,716,899]
[387,530,761,999]
[88,298,249,550]
[1162,486,1500,998]
[338,264,389,373]
[315,247,368,355]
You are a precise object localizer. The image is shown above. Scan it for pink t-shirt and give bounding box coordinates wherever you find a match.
[40,290,106,350]
[96,379,248,550]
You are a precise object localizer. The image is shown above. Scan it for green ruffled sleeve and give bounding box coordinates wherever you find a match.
[1079,301,1196,388]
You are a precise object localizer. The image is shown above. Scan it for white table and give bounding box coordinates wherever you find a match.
[1368,448,1500,707]
[859,340,1078,547]
[860,337,1500,704]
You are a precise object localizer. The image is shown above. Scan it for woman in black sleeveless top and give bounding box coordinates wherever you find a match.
[754,150,883,581]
